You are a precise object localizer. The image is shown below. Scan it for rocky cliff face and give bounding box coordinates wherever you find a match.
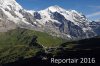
[0,0,96,39]
[89,21,100,35]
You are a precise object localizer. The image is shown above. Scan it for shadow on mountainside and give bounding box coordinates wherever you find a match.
[2,36,100,66]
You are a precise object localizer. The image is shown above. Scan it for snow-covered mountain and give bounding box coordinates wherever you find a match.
[0,0,38,32]
[0,0,96,39]
[31,5,96,39]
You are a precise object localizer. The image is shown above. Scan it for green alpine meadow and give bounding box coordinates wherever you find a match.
[0,28,65,64]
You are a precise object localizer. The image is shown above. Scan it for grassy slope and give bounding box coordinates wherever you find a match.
[0,28,65,48]
[0,45,41,64]
[0,28,65,64]
[3,36,100,65]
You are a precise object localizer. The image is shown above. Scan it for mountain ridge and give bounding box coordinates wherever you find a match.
[0,0,97,39]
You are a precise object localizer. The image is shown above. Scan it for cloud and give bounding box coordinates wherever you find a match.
[86,11,100,17]
[88,6,100,8]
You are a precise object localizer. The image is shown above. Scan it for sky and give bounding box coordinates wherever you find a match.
[16,0,100,21]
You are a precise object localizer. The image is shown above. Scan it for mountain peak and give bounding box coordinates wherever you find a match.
[48,5,62,9]
[46,5,66,12]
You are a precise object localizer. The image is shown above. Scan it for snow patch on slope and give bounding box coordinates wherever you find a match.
[0,0,22,11]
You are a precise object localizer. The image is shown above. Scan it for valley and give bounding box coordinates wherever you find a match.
[0,0,100,65]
